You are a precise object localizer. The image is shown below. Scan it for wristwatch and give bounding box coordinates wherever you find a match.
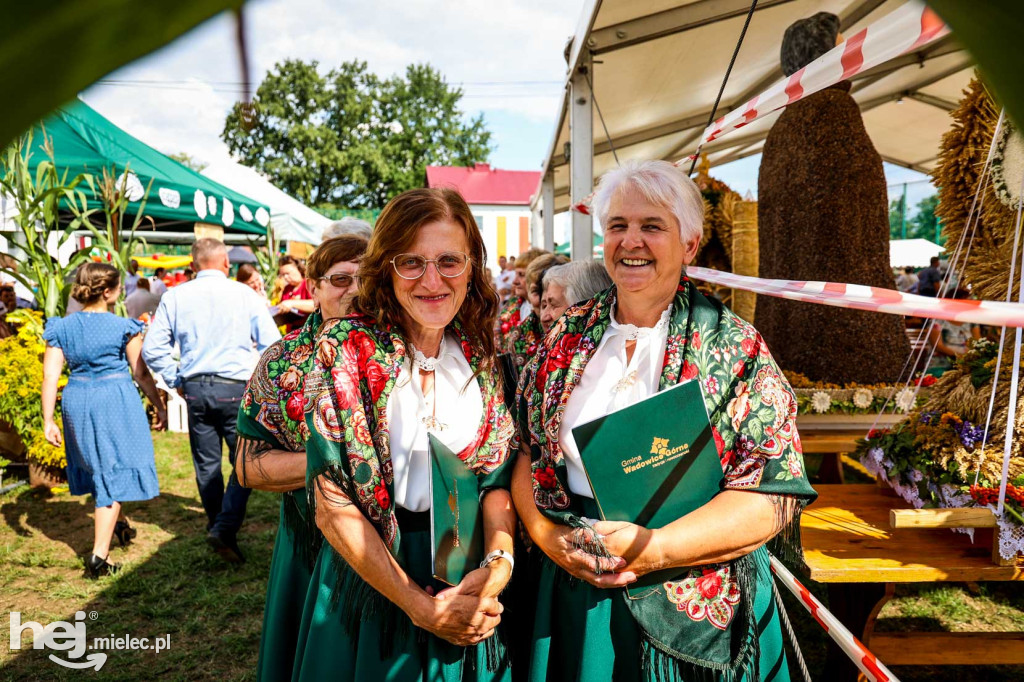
[479,549,514,573]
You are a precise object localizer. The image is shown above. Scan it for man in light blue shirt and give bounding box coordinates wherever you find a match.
[143,238,279,562]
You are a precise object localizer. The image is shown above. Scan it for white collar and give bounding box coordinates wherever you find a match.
[608,302,672,341]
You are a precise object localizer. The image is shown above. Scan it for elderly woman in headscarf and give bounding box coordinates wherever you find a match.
[234,234,367,680]
[295,188,517,680]
[512,160,816,681]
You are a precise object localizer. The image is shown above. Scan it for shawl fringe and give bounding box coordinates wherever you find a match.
[282,491,320,570]
[637,552,760,682]
[767,497,809,569]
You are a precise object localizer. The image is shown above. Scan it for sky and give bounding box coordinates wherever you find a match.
[82,0,586,175]
[80,0,932,206]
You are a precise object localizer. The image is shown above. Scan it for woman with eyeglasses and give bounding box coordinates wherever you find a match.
[293,188,517,680]
[233,234,367,681]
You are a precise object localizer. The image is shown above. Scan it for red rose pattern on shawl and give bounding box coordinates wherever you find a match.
[305,315,515,551]
[517,277,812,625]
[496,295,524,349]
[505,311,544,367]
[664,565,742,630]
[241,314,320,452]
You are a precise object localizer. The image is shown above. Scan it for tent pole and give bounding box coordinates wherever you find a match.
[569,53,594,261]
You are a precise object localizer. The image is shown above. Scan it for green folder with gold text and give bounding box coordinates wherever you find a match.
[428,433,484,586]
[571,379,724,597]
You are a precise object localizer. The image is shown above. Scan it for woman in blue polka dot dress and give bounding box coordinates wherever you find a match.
[41,263,166,578]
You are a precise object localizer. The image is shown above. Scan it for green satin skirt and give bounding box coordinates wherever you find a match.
[256,497,314,682]
[526,500,791,682]
[291,510,511,682]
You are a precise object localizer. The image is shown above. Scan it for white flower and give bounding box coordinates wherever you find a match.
[894,388,917,412]
[810,391,832,414]
[852,388,874,409]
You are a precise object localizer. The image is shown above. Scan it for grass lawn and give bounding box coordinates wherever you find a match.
[0,435,1021,680]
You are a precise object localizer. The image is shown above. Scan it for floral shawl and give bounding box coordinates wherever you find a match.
[496,295,524,350]
[237,311,321,563]
[304,313,516,557]
[517,276,817,680]
[504,311,544,368]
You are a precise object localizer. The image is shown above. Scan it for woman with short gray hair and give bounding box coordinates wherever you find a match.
[538,261,612,332]
[513,159,815,681]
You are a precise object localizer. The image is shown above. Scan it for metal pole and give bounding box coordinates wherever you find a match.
[900,183,908,239]
[569,54,594,261]
[542,173,555,252]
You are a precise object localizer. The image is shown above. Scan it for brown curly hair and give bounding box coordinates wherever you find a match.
[353,187,499,367]
[71,262,120,305]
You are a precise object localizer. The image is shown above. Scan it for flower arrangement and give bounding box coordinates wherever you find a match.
[0,310,66,474]
[785,370,929,415]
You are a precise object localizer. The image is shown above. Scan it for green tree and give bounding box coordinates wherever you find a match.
[169,152,208,172]
[907,194,942,244]
[222,60,492,209]
[888,197,906,238]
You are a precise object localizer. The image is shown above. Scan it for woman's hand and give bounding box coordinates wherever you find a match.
[590,520,663,577]
[153,407,167,431]
[410,593,504,647]
[538,523,636,589]
[43,420,62,447]
[436,562,511,602]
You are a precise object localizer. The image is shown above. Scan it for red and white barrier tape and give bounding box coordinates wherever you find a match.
[770,555,899,682]
[696,1,947,152]
[570,1,947,215]
[686,266,1024,328]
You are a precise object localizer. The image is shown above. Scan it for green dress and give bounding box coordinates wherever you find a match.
[237,313,321,682]
[296,315,516,681]
[516,277,818,682]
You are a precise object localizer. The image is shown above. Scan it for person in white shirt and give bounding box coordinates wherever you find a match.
[123,259,140,298]
[124,277,162,319]
[142,239,280,563]
[149,267,168,296]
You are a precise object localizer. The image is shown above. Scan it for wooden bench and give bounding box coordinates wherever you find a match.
[801,484,1024,679]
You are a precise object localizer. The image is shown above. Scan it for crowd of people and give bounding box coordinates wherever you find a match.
[30,160,821,681]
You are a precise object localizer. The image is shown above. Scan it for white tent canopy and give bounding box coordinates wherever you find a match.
[202,160,330,245]
[532,0,973,252]
[890,238,943,267]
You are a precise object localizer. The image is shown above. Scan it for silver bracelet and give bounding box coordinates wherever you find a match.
[479,549,514,573]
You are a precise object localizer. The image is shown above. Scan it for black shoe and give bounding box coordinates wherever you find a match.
[206,531,245,564]
[113,520,137,548]
[84,553,120,579]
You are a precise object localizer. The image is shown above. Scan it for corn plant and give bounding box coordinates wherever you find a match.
[0,130,95,318]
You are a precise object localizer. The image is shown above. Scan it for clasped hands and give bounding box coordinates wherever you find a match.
[411,560,511,647]
[540,520,663,589]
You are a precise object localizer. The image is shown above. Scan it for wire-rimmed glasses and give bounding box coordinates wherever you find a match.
[390,252,471,280]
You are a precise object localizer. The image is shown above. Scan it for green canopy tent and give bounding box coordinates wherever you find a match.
[555,231,603,258]
[26,99,269,234]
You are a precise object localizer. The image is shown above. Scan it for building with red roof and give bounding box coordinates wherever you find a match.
[426,163,541,272]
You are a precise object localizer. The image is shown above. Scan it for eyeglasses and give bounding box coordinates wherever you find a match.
[391,252,471,280]
[317,273,359,288]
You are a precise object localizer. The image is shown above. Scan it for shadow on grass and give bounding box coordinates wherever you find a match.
[0,485,278,681]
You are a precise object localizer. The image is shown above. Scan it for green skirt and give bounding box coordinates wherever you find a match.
[526,500,790,682]
[291,509,511,682]
[257,495,314,682]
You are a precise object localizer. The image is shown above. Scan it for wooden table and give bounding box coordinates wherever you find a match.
[797,415,905,483]
[801,484,1024,679]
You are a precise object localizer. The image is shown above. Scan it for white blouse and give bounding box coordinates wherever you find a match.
[388,333,483,512]
[558,304,672,497]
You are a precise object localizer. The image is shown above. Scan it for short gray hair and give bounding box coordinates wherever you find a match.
[592,159,704,245]
[322,217,372,241]
[544,260,613,306]
[191,238,227,268]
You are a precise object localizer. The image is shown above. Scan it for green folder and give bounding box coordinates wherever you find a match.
[571,380,724,597]
[428,433,484,586]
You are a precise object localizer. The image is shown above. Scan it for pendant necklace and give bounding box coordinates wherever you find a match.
[410,337,448,431]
